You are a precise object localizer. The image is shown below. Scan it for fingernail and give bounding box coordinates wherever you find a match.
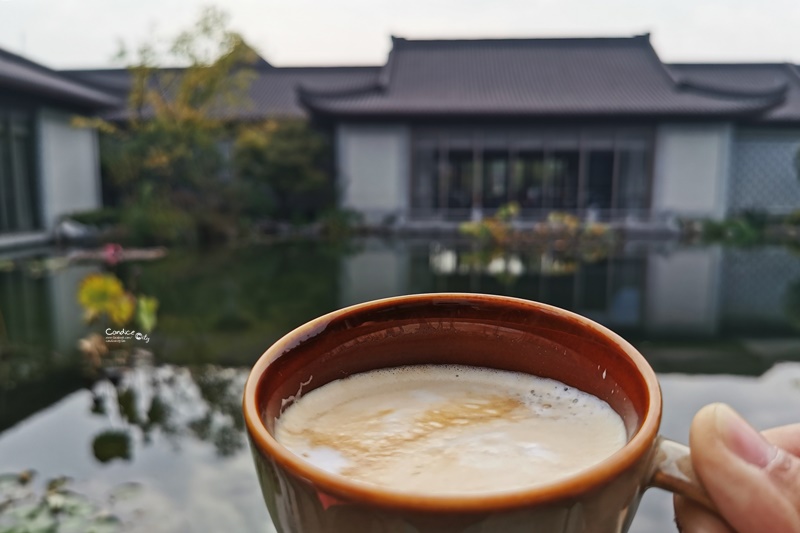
[714,404,777,468]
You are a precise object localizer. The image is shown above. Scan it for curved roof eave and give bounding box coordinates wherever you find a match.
[299,104,781,121]
[0,47,121,109]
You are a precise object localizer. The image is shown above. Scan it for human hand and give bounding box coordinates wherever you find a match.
[674,403,800,532]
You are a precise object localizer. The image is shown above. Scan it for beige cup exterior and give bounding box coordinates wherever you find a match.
[243,294,700,533]
[249,440,658,533]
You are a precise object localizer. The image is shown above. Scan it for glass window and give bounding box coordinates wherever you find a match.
[546,151,579,209]
[617,149,649,210]
[482,150,508,209]
[445,149,474,211]
[411,143,439,212]
[512,151,546,210]
[11,116,35,231]
[585,150,614,210]
[0,110,38,234]
[409,126,653,220]
[0,119,10,232]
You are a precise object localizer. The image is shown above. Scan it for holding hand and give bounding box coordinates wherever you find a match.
[674,403,800,532]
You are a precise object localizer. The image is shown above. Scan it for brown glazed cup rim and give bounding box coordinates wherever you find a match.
[243,293,662,513]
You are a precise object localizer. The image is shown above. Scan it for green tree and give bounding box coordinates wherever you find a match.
[83,7,260,243]
[233,120,332,221]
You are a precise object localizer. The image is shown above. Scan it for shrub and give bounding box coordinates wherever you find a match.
[233,120,333,221]
[120,202,197,246]
[67,208,123,227]
[786,210,800,226]
[318,209,363,239]
[701,216,762,245]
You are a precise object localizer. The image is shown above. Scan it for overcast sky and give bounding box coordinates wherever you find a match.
[1,0,799,69]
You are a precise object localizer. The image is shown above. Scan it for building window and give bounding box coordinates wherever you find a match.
[0,110,38,234]
[548,151,580,209]
[513,150,546,209]
[410,127,653,220]
[617,148,649,211]
[411,143,439,213]
[586,150,614,210]
[446,149,475,212]
[482,150,509,209]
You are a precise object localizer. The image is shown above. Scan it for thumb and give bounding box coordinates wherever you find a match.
[689,403,800,533]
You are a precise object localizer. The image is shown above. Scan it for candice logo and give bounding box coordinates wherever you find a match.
[105,328,150,344]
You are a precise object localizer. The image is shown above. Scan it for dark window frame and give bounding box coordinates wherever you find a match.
[0,104,40,235]
[409,125,654,220]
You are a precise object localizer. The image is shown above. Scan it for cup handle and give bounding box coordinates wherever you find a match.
[649,436,716,512]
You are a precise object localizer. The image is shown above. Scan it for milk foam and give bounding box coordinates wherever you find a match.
[274,365,627,495]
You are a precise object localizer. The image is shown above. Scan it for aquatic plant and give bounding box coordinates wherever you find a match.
[77,273,159,372]
[78,274,133,326]
[0,471,138,532]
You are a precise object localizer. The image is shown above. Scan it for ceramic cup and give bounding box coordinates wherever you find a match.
[243,293,713,533]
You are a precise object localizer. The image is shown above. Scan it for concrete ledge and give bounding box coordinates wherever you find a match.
[0,232,51,251]
[353,217,677,238]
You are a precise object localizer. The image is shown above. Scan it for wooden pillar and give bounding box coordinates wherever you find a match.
[611,132,620,220]
[645,128,657,219]
[473,131,483,218]
[438,136,449,214]
[542,148,552,214]
[508,145,518,206]
[0,115,10,232]
[577,129,587,214]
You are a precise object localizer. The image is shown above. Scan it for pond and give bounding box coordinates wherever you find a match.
[1,238,800,532]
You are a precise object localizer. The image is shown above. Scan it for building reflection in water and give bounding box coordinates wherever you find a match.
[339,238,800,341]
[0,260,97,432]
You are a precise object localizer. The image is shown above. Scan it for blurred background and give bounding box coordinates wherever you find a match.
[1,1,799,532]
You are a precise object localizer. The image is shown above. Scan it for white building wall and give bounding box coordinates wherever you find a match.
[652,124,732,219]
[38,108,101,231]
[336,123,410,224]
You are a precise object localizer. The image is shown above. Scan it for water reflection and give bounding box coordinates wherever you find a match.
[127,243,342,367]
[0,359,797,533]
[422,243,644,329]
[0,240,799,533]
[1,240,799,437]
[0,361,266,531]
[0,264,93,433]
[342,239,800,343]
[89,365,247,463]
[3,241,798,377]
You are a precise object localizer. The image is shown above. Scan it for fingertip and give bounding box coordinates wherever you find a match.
[689,403,728,451]
[693,403,727,427]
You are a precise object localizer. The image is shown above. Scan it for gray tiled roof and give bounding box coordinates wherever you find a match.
[59,36,800,123]
[236,66,380,119]
[300,35,786,119]
[63,65,380,120]
[0,48,120,109]
[669,63,800,122]
[60,69,134,97]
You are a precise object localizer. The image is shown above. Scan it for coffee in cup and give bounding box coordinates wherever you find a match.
[275,364,627,495]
